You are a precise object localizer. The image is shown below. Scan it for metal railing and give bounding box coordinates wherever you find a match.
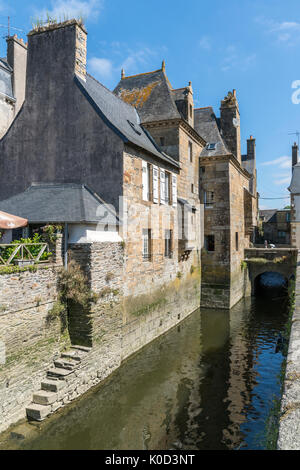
[0,243,50,266]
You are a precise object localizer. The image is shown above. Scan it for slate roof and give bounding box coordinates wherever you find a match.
[289,164,300,193]
[194,107,231,157]
[0,58,14,100]
[259,210,277,223]
[113,69,181,123]
[0,183,119,225]
[75,74,179,169]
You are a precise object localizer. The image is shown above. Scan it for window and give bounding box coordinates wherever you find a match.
[286,212,291,222]
[165,172,170,204]
[204,191,214,207]
[160,137,165,146]
[142,229,151,260]
[164,229,173,258]
[207,143,216,150]
[191,183,194,193]
[153,165,159,203]
[204,235,215,252]
[188,141,193,162]
[189,104,193,118]
[172,174,177,208]
[142,161,152,201]
[200,166,205,174]
[160,170,172,205]
[127,120,142,135]
[278,231,286,238]
[235,232,239,251]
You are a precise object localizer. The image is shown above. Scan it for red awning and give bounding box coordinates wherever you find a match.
[0,211,28,230]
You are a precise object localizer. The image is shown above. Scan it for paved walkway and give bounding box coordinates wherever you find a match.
[278,257,300,450]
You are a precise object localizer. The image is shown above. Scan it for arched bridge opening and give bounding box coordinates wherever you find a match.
[254,271,288,297]
[244,248,297,298]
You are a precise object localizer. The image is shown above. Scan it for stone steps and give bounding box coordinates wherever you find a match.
[54,358,79,370]
[26,346,90,423]
[41,379,66,393]
[47,367,73,379]
[26,403,51,421]
[33,390,57,405]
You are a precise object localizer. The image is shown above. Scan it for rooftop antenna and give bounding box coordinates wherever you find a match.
[289,131,300,147]
[0,17,25,39]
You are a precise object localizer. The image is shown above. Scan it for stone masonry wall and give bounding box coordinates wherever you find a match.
[278,257,300,450]
[0,265,70,433]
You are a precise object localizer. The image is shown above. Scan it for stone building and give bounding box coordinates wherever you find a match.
[194,94,258,308]
[115,71,258,308]
[259,209,291,245]
[0,35,27,137]
[0,19,201,346]
[289,142,300,247]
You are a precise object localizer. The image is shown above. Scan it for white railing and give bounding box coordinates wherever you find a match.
[0,243,50,266]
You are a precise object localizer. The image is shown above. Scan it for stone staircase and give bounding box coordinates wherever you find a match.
[26,345,91,422]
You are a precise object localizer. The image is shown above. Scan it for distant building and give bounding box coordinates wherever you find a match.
[0,35,27,137]
[289,142,300,247]
[259,209,291,245]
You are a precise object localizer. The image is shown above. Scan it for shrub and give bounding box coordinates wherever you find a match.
[0,233,52,262]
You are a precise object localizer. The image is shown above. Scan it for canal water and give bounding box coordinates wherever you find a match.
[0,295,289,450]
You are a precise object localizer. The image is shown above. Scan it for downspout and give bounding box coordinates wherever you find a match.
[64,223,68,269]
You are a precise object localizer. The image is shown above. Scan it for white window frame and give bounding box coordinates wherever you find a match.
[153,165,159,203]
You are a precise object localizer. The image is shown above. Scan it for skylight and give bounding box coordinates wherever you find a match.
[207,143,216,150]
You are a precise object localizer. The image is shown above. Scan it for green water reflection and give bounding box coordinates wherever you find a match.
[0,295,288,450]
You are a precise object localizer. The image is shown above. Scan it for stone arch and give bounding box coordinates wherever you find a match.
[253,271,288,296]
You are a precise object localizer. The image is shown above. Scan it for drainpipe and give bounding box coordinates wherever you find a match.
[64,223,68,269]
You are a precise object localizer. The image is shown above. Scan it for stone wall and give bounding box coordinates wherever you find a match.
[0,265,70,433]
[278,258,300,450]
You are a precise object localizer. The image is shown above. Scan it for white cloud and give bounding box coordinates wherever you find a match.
[88,42,167,85]
[274,176,291,185]
[35,0,103,22]
[261,156,291,169]
[88,57,113,79]
[256,17,300,45]
[198,36,211,51]
[221,45,256,72]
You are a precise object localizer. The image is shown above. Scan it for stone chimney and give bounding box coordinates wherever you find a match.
[220,89,241,163]
[6,35,27,115]
[292,142,298,168]
[247,135,256,160]
[26,20,87,103]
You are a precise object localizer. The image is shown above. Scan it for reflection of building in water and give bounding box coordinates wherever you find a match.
[223,298,255,448]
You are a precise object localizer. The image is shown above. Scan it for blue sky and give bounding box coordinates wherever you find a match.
[1,0,299,209]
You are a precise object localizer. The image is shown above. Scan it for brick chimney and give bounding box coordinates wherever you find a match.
[247,135,256,160]
[220,89,241,163]
[6,35,27,115]
[292,142,298,168]
[26,20,87,103]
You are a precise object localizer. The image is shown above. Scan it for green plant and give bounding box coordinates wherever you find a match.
[176,271,182,279]
[241,260,247,270]
[41,224,63,244]
[190,265,195,275]
[0,233,52,262]
[57,260,97,309]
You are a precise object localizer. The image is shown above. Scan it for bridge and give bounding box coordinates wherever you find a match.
[244,248,298,295]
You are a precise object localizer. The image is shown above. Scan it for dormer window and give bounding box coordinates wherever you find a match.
[207,143,216,150]
[127,120,142,135]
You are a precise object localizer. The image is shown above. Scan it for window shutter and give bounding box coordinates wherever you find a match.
[172,174,177,207]
[160,169,165,204]
[153,165,159,203]
[142,161,148,201]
